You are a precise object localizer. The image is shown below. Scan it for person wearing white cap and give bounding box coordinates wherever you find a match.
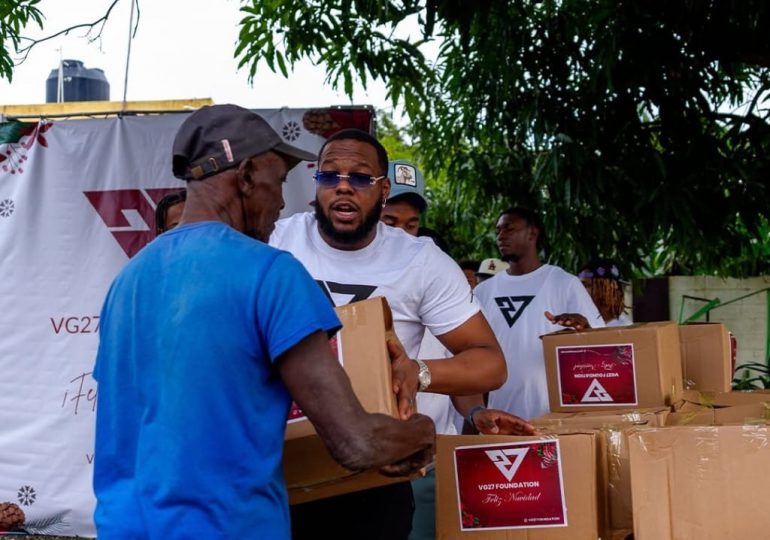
[476,257,510,283]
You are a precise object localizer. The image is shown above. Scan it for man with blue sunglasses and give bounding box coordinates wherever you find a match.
[271,129,531,540]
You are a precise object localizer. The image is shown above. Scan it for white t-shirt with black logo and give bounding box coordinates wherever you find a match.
[474,264,605,420]
[416,331,463,435]
[270,213,479,432]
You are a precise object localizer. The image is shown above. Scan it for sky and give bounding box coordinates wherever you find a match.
[0,0,394,112]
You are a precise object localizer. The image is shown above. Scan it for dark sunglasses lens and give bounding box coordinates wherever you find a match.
[347,173,373,188]
[315,171,340,187]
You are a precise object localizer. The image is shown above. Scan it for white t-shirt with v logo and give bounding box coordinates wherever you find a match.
[475,264,604,420]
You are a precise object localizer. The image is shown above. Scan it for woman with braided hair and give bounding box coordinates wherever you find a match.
[578,259,632,327]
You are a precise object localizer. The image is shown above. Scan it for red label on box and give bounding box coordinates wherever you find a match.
[287,334,342,424]
[557,344,637,406]
[453,440,567,531]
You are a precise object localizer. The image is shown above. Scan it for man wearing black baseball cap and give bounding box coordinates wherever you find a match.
[169,103,317,242]
[171,103,317,181]
[272,129,535,540]
[92,104,435,539]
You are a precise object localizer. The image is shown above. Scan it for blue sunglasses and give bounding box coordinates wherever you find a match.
[313,171,385,190]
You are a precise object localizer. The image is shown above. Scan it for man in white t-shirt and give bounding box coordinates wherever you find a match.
[474,207,605,421]
[382,159,477,436]
[271,131,532,540]
[380,160,514,540]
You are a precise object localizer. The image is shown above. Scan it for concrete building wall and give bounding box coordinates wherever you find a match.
[668,276,770,373]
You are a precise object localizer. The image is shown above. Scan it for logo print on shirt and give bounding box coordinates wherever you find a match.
[581,379,614,402]
[315,280,377,306]
[494,296,534,328]
[485,448,529,482]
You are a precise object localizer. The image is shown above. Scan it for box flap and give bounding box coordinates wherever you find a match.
[680,389,770,408]
[679,323,732,392]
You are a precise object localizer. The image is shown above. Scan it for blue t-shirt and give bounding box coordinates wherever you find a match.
[93,222,340,539]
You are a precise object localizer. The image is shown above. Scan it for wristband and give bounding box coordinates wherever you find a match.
[467,405,486,427]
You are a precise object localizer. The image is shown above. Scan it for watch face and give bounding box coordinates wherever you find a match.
[418,362,431,390]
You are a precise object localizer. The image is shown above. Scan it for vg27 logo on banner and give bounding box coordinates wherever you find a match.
[84,187,185,258]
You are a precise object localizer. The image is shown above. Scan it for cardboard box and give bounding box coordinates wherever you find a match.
[674,388,770,409]
[532,408,670,427]
[629,425,770,539]
[532,409,667,540]
[678,323,733,392]
[542,322,683,412]
[666,389,770,426]
[435,433,601,539]
[666,402,770,426]
[283,296,405,505]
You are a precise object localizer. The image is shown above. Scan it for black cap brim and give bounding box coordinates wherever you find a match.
[274,141,316,169]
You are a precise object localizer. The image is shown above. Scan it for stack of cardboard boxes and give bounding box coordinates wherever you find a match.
[280,298,770,539]
[434,321,770,539]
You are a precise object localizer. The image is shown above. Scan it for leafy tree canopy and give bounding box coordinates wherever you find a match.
[0,0,43,81]
[4,1,770,275]
[237,0,770,276]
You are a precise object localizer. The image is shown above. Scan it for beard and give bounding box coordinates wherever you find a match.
[315,197,382,247]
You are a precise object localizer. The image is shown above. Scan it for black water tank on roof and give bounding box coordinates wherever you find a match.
[45,59,110,103]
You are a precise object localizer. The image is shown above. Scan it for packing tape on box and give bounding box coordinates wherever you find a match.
[694,390,717,407]
[604,427,624,496]
[740,424,770,451]
[742,402,770,425]
[615,412,652,425]
[678,409,713,426]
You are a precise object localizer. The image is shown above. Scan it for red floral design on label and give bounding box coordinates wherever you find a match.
[453,440,567,530]
[557,344,638,406]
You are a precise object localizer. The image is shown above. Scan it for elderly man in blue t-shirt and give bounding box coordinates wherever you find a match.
[92,105,435,540]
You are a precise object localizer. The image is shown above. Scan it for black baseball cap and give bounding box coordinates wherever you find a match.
[172,104,316,181]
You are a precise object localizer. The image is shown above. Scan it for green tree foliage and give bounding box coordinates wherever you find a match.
[0,0,43,81]
[237,0,770,276]
[378,111,505,259]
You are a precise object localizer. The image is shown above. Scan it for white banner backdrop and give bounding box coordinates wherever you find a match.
[0,108,335,536]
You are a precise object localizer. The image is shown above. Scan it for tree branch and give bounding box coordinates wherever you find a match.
[14,0,124,65]
[712,111,767,126]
